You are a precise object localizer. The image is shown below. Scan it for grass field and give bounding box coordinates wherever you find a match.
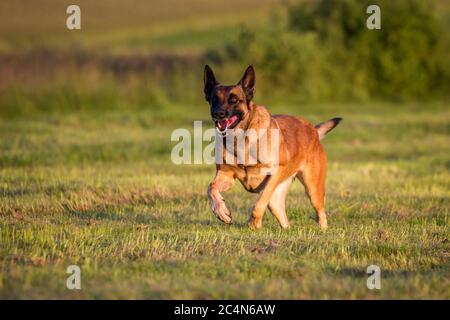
[0,102,448,299]
[0,0,281,53]
[0,0,449,299]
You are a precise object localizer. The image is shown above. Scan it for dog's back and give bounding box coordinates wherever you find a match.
[271,114,320,163]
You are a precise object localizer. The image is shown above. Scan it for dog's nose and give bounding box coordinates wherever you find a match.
[213,110,226,119]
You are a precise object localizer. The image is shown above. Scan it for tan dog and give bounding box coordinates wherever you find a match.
[205,65,341,229]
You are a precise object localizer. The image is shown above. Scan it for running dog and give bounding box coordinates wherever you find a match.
[204,65,342,229]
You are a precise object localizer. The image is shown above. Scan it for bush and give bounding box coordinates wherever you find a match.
[215,0,450,102]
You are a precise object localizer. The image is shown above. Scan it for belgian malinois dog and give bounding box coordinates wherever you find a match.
[204,65,341,229]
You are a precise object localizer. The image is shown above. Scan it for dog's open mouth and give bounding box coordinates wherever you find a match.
[215,115,239,133]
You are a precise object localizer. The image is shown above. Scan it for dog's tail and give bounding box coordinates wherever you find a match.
[315,117,342,140]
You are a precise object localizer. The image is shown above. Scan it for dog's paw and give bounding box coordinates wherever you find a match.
[208,186,232,224]
[318,219,328,230]
[210,197,232,224]
[315,216,328,230]
[247,216,262,230]
[279,221,290,229]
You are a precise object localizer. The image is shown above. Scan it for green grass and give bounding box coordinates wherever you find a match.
[0,102,448,299]
[0,0,449,300]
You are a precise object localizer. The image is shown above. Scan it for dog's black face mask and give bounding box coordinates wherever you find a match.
[203,65,255,134]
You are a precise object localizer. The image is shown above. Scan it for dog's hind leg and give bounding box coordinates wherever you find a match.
[268,175,295,228]
[297,150,328,229]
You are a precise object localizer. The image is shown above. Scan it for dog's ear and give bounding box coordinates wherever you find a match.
[204,65,218,102]
[238,65,255,102]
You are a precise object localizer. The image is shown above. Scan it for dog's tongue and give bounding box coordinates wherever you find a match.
[218,119,228,130]
[217,115,238,131]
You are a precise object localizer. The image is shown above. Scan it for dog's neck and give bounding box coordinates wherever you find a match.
[243,101,256,131]
[244,101,271,132]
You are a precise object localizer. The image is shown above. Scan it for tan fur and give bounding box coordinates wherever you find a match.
[205,65,341,229]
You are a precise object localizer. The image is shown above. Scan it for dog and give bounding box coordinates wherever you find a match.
[204,65,342,229]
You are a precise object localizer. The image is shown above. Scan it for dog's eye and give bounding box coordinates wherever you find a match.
[229,95,238,104]
[212,96,219,104]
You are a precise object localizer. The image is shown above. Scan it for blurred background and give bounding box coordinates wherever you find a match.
[0,0,449,299]
[1,0,449,118]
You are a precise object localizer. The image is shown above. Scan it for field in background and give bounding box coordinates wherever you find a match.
[0,0,282,53]
[0,102,449,299]
[0,0,449,299]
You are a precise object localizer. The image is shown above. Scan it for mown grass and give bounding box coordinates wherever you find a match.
[0,102,448,299]
[0,0,448,300]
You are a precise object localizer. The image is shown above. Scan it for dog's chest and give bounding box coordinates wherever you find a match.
[234,165,270,193]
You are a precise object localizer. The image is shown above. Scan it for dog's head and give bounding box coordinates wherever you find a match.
[203,65,255,134]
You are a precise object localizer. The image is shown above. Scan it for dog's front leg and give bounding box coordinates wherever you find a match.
[208,169,235,224]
